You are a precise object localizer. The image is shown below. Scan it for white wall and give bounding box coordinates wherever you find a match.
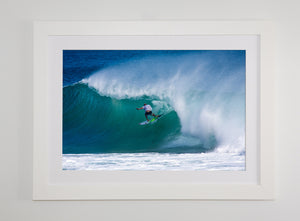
[0,0,299,220]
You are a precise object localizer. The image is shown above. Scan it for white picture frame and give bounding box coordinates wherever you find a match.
[33,21,275,200]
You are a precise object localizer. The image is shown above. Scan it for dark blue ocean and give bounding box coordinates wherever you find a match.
[63,50,246,170]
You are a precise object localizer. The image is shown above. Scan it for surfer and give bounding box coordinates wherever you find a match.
[136,103,157,121]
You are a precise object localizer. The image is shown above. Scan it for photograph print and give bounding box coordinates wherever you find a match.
[62,50,246,171]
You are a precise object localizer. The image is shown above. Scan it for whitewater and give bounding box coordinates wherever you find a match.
[62,50,246,170]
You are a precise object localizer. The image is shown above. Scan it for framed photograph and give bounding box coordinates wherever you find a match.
[33,21,275,200]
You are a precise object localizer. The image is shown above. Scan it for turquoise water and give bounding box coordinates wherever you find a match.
[63,83,186,153]
[63,50,245,168]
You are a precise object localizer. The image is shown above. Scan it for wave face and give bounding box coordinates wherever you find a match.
[63,50,245,155]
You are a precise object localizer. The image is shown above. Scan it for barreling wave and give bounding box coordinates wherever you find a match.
[63,50,245,154]
[63,83,209,153]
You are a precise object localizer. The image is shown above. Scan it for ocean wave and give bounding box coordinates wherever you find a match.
[63,50,245,154]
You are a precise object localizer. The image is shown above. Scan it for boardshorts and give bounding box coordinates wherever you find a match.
[145,111,152,116]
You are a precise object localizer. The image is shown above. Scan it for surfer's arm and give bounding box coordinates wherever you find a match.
[136,107,143,110]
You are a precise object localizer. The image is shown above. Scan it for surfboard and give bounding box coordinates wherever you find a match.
[139,114,162,125]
